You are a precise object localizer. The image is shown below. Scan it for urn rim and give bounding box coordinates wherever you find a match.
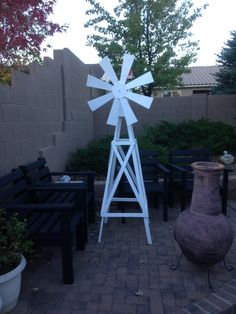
[191,161,224,172]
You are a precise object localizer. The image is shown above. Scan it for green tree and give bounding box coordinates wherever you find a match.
[85,0,207,96]
[213,30,236,95]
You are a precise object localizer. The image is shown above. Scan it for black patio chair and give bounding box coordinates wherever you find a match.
[119,150,170,221]
[168,148,232,214]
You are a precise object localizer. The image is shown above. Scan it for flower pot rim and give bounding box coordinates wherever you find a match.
[0,254,26,284]
[191,161,224,172]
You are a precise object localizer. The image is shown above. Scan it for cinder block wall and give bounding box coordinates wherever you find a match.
[93,94,236,138]
[1,48,236,175]
[0,49,98,175]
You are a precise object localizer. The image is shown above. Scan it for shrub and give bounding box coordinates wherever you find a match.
[66,136,113,175]
[0,209,33,275]
[140,119,236,161]
[66,119,236,175]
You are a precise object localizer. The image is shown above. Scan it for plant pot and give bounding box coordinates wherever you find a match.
[174,162,234,266]
[0,254,26,313]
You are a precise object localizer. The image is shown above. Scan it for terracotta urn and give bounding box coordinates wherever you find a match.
[174,162,234,266]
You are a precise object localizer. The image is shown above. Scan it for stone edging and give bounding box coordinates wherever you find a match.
[174,271,236,314]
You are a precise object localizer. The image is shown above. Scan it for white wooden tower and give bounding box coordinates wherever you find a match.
[86,54,154,244]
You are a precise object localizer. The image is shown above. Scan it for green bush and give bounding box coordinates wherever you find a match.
[66,119,236,175]
[0,209,33,275]
[66,136,113,175]
[143,119,236,157]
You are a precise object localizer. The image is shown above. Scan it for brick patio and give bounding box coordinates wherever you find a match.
[11,200,236,314]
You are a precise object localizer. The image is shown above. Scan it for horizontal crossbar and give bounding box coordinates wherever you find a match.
[112,139,135,145]
[112,197,138,202]
[101,213,148,218]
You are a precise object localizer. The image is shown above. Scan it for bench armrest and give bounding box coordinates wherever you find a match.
[50,171,96,177]
[167,163,188,173]
[3,202,74,211]
[224,165,234,173]
[27,182,87,192]
[157,163,170,174]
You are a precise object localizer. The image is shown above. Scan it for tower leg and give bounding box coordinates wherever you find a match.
[144,218,152,244]
[98,218,105,243]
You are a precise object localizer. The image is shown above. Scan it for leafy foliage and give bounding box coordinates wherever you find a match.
[66,119,236,175]
[0,66,11,84]
[213,30,236,94]
[0,0,68,83]
[84,0,207,96]
[0,209,33,275]
[140,119,236,157]
[66,136,113,176]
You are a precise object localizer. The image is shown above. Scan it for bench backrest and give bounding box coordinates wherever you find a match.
[0,169,31,206]
[169,148,211,171]
[140,150,163,181]
[20,158,52,184]
[20,158,57,203]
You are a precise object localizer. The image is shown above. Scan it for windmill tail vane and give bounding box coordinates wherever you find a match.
[86,53,154,126]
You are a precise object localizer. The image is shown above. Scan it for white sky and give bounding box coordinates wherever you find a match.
[42,0,236,66]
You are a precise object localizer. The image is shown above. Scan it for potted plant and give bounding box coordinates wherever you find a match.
[0,208,33,313]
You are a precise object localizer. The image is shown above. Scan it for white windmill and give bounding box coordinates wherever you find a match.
[86,54,154,244]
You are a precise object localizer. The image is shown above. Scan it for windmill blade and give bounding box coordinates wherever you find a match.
[120,98,137,126]
[99,56,119,85]
[86,74,113,91]
[88,92,113,112]
[119,54,135,84]
[125,71,154,90]
[107,99,120,126]
[126,91,153,109]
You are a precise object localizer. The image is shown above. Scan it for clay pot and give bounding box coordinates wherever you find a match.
[174,162,234,266]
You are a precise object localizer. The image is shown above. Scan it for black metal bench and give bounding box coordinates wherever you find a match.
[19,157,96,224]
[0,169,88,284]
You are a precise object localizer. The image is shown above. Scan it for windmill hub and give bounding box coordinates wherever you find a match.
[112,83,127,99]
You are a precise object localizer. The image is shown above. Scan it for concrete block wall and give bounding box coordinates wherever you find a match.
[0,49,97,175]
[0,48,236,175]
[93,94,236,138]
[39,49,95,170]
[0,59,63,174]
